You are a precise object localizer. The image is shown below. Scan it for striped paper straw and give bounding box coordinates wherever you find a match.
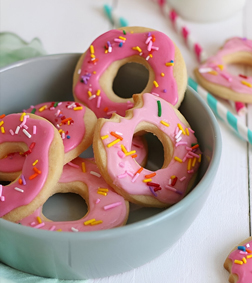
[103,4,128,28]
[188,77,252,144]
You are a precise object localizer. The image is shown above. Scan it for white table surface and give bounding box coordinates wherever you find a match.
[1,0,252,282]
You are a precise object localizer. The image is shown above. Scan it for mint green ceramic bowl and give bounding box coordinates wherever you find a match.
[0,54,221,279]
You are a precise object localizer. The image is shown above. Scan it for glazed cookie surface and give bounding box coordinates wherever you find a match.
[19,158,129,232]
[93,92,201,207]
[73,26,187,118]
[224,236,252,283]
[195,37,252,102]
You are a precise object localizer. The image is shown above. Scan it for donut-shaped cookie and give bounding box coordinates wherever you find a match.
[19,158,129,232]
[93,93,201,207]
[224,236,252,283]
[195,37,252,103]
[0,101,97,181]
[0,113,64,222]
[73,26,187,118]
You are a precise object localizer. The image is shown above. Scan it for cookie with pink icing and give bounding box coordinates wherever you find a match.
[224,236,252,283]
[73,26,187,118]
[195,37,252,103]
[0,113,64,222]
[19,158,129,232]
[0,101,97,181]
[93,93,201,207]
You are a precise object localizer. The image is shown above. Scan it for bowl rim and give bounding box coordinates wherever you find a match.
[0,54,222,241]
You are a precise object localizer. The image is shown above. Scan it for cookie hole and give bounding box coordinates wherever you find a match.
[42,193,88,221]
[225,63,252,77]
[113,62,149,98]
[136,132,164,171]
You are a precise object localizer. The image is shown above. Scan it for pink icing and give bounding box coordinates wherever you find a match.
[99,93,201,205]
[19,158,128,232]
[0,101,86,173]
[199,37,252,94]
[228,238,252,283]
[0,113,56,217]
[74,29,178,118]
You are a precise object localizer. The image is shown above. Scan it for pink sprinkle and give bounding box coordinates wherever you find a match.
[20,115,28,127]
[165,185,182,195]
[180,176,186,181]
[30,222,36,226]
[55,110,61,116]
[9,129,14,135]
[151,92,160,97]
[107,110,116,115]
[188,152,200,158]
[188,128,195,133]
[33,125,37,134]
[239,251,248,255]
[118,172,127,179]
[175,127,179,135]
[23,124,28,130]
[97,96,102,108]
[131,172,140,183]
[182,155,188,162]
[67,162,80,169]
[182,27,189,40]
[104,202,122,210]
[151,46,159,51]
[145,36,152,44]
[96,199,101,204]
[187,169,194,174]
[114,38,125,43]
[175,141,188,147]
[62,132,65,139]
[0,184,2,196]
[126,170,134,177]
[49,107,55,110]
[58,102,62,106]
[119,162,125,168]
[117,150,125,158]
[147,40,153,51]
[186,147,192,151]
[0,196,5,201]
[49,225,56,231]
[221,73,232,82]
[33,222,45,229]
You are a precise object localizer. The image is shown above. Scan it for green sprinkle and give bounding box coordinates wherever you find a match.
[191,143,198,147]
[31,108,36,114]
[54,102,59,107]
[157,100,162,117]
[123,30,126,35]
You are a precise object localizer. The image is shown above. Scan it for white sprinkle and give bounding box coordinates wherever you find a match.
[71,227,79,232]
[33,125,36,134]
[14,187,24,193]
[151,92,160,97]
[175,130,182,139]
[115,131,123,136]
[180,176,186,181]
[107,110,116,115]
[67,102,76,109]
[22,129,31,138]
[199,67,213,73]
[49,225,56,231]
[0,196,5,201]
[108,46,112,53]
[9,129,14,135]
[15,126,20,134]
[146,56,150,61]
[89,94,96,100]
[90,171,101,177]
[176,136,182,143]
[78,69,81,74]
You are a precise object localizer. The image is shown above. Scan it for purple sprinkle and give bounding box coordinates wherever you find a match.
[81,73,91,84]
[21,174,26,185]
[163,89,167,93]
[149,186,158,197]
[148,32,151,37]
[107,41,111,47]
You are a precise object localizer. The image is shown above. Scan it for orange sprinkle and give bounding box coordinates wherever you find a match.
[135,167,143,175]
[61,117,72,124]
[191,144,199,150]
[82,162,86,173]
[0,114,5,119]
[33,167,41,174]
[18,178,23,185]
[145,173,156,178]
[29,173,39,180]
[131,154,137,158]
[104,107,109,112]
[246,249,252,253]
[110,131,123,140]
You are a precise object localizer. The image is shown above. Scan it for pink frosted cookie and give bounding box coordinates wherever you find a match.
[0,101,97,181]
[0,113,64,222]
[224,236,252,283]
[195,37,252,103]
[93,93,201,207]
[73,26,187,118]
[19,158,129,232]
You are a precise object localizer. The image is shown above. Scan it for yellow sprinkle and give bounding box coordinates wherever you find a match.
[82,162,86,173]
[1,126,5,134]
[242,257,247,264]
[132,46,142,53]
[98,188,109,192]
[187,158,192,171]
[107,138,121,148]
[119,36,126,40]
[149,54,153,58]
[160,120,170,127]
[143,178,152,183]
[105,50,108,54]
[33,160,38,166]
[247,255,252,259]
[96,90,101,96]
[20,112,26,121]
[0,121,4,126]
[166,62,174,66]
[174,157,183,163]
[84,219,96,225]
[170,175,176,179]
[186,128,190,136]
[121,144,127,154]
[208,70,218,76]
[192,157,197,167]
[90,54,95,58]
[161,73,165,77]
[218,64,224,70]
[67,120,71,125]
[91,220,103,226]
[178,124,185,135]
[97,191,107,196]
[101,135,109,140]
[90,45,94,54]
[125,150,136,156]
[58,129,63,134]
[93,71,96,74]
[234,260,243,265]
[241,80,252,88]
[88,90,92,97]
[198,154,202,163]
[37,216,42,224]
[57,229,62,232]
[38,105,47,112]
[73,107,83,111]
